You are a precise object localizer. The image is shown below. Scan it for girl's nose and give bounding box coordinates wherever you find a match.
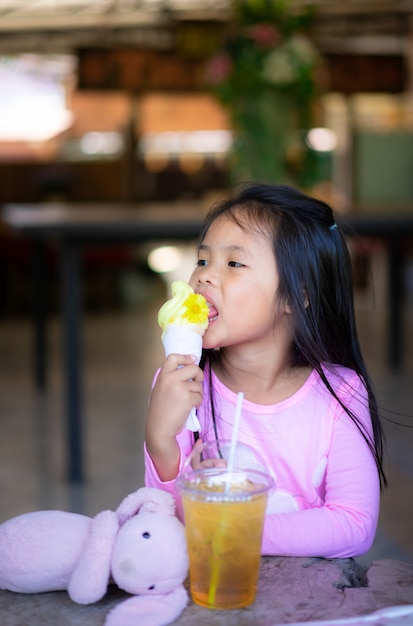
[196,265,215,286]
[197,275,210,287]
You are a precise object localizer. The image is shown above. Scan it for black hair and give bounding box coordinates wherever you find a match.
[198,183,387,489]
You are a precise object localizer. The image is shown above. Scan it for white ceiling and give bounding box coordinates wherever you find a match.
[0,0,411,54]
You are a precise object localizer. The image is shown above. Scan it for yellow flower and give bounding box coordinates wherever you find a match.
[181,293,209,326]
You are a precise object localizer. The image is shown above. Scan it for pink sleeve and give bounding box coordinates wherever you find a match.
[261,380,380,558]
[143,442,178,496]
[144,431,195,522]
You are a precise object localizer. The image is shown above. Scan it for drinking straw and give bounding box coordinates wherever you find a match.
[208,391,244,606]
[226,391,244,482]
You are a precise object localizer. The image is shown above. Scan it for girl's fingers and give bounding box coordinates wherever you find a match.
[190,440,227,470]
[160,354,204,384]
[163,353,197,372]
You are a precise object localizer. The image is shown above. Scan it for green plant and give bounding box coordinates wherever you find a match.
[204,0,321,185]
[206,0,318,107]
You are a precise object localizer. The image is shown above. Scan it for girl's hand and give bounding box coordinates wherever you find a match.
[145,354,203,481]
[148,353,203,437]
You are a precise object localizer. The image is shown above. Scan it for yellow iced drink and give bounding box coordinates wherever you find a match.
[178,464,273,610]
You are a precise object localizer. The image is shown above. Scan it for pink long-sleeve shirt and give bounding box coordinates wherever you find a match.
[144,364,380,558]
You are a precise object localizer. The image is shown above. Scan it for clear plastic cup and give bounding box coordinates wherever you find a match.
[176,440,274,610]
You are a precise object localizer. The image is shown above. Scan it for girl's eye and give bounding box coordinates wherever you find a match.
[196,259,207,267]
[228,261,244,268]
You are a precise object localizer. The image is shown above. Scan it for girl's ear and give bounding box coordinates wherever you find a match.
[283,288,308,315]
[299,283,309,310]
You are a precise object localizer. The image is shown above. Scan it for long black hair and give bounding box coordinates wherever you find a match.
[198,183,387,489]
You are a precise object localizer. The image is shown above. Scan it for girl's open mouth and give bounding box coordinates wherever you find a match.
[207,304,218,324]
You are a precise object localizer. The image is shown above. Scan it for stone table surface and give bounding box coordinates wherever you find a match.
[1,557,412,626]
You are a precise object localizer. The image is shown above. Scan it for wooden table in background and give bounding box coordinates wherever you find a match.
[2,202,204,482]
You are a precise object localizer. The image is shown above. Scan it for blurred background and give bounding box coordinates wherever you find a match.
[0,0,412,568]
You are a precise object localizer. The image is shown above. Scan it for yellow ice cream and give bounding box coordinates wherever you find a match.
[158,281,209,339]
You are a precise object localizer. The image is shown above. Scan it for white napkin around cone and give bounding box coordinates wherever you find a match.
[162,325,203,432]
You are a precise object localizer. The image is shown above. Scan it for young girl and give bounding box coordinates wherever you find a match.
[145,183,386,558]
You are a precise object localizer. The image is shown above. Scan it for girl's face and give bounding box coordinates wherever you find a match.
[189,213,287,351]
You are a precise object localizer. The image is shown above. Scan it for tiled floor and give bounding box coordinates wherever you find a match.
[0,255,413,572]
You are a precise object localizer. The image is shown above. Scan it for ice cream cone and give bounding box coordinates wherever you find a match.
[158,281,209,432]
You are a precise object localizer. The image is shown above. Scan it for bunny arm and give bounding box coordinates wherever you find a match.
[104,585,188,626]
[68,510,119,604]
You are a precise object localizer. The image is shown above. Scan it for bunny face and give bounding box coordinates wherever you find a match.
[111,512,188,596]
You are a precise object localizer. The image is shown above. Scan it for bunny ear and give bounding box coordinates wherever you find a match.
[116,487,176,526]
[104,586,188,626]
[68,510,119,605]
